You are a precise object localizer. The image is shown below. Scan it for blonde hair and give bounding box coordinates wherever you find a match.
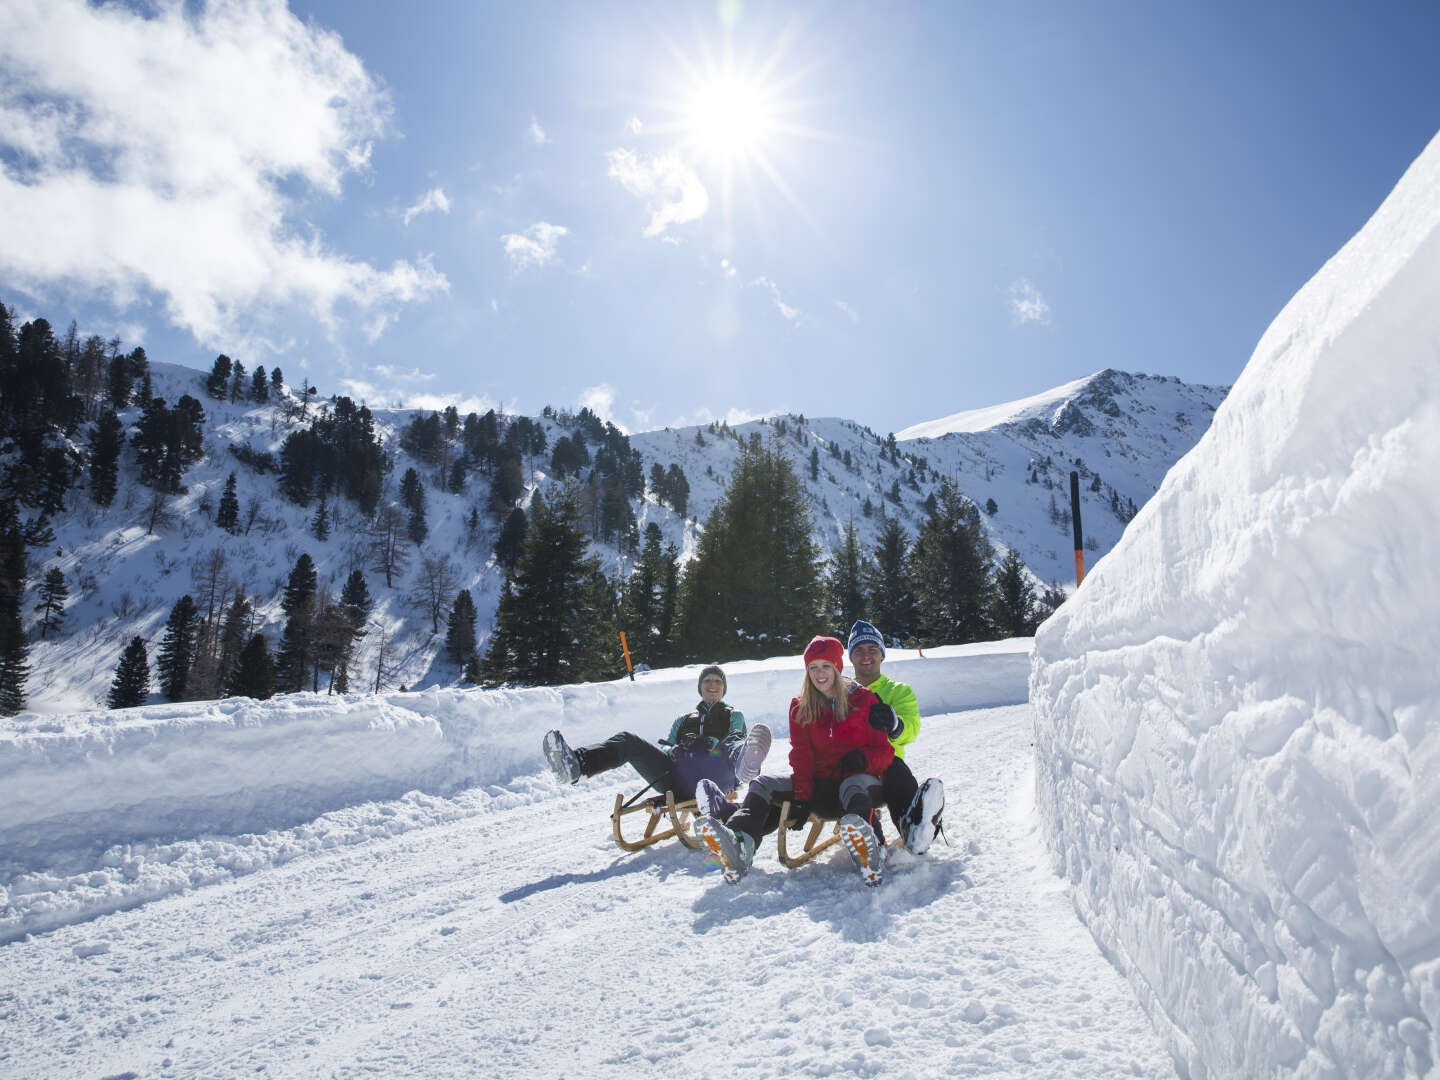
[794,662,851,726]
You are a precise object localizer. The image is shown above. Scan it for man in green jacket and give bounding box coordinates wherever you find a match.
[847,620,945,854]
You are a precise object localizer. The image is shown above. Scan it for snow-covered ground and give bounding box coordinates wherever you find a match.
[1030,131,1440,1078]
[0,641,1174,1078]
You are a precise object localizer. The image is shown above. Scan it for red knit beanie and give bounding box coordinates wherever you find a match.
[802,635,845,673]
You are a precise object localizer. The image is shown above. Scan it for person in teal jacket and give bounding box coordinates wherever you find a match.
[543,665,771,800]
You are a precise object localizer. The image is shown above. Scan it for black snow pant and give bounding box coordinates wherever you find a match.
[722,773,886,843]
[882,756,920,834]
[577,732,675,794]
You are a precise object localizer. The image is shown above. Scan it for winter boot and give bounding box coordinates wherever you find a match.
[839,813,885,887]
[543,729,581,785]
[900,778,945,856]
[733,724,772,786]
[695,777,729,820]
[695,816,755,884]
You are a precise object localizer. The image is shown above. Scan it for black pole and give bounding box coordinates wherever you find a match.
[1069,470,1086,587]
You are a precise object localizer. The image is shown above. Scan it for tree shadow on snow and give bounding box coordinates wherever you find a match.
[689,847,973,942]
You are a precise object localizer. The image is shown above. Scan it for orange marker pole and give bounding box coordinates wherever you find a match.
[619,630,634,681]
[1070,470,1086,587]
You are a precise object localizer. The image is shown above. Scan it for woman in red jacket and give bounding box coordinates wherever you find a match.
[695,636,896,887]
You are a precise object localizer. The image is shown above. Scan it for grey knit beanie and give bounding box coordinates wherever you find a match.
[697,664,727,695]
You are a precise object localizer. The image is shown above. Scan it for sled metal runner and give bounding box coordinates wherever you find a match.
[775,800,844,867]
[611,790,702,851]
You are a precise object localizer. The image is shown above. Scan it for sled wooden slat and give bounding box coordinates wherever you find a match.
[611,791,699,852]
[775,800,843,867]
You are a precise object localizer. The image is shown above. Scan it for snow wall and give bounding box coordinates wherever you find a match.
[0,641,1029,865]
[1030,131,1440,1078]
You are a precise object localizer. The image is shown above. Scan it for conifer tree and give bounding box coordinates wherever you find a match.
[445,589,478,666]
[34,567,68,639]
[332,569,372,692]
[205,354,232,399]
[217,472,240,533]
[276,554,318,692]
[229,360,247,402]
[368,505,408,587]
[250,365,269,403]
[864,515,917,642]
[909,479,996,644]
[88,409,124,507]
[156,594,200,700]
[990,548,1038,637]
[217,592,252,688]
[107,353,132,410]
[0,501,29,715]
[675,435,820,662]
[227,634,276,699]
[620,523,674,668]
[480,487,615,686]
[312,492,330,541]
[107,636,151,709]
[494,506,527,570]
[823,521,868,631]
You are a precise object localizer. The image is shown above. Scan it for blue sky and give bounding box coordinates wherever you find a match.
[2,1,1438,436]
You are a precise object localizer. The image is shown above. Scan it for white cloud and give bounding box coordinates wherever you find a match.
[529,118,548,145]
[0,0,447,353]
[338,365,499,415]
[1009,278,1052,325]
[834,299,860,325]
[402,187,451,225]
[626,116,643,135]
[500,222,568,271]
[578,384,623,431]
[751,276,801,323]
[606,148,709,237]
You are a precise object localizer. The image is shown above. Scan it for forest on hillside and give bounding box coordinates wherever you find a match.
[0,299,1059,715]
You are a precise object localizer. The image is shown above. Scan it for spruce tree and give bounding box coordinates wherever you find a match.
[445,589,478,666]
[226,634,276,699]
[34,567,68,639]
[864,515,917,642]
[332,569,372,692]
[217,472,240,533]
[494,506,527,570]
[674,434,820,662]
[990,548,1038,637]
[0,501,29,715]
[620,523,668,668]
[480,487,615,687]
[156,594,200,700]
[205,354,232,399]
[312,492,330,541]
[909,479,996,645]
[276,554,318,692]
[823,521,868,632]
[107,636,151,709]
[250,365,269,403]
[88,409,124,507]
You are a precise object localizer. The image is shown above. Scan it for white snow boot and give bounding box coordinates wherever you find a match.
[695,816,755,884]
[900,778,945,855]
[839,813,885,887]
[695,777,728,819]
[734,723,772,786]
[542,729,582,785]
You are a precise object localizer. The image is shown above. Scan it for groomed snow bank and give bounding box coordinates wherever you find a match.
[1031,131,1440,1078]
[0,641,1030,865]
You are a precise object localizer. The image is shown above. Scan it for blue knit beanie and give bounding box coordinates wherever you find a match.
[847,620,885,657]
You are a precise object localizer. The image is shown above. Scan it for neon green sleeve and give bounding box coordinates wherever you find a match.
[880,679,920,758]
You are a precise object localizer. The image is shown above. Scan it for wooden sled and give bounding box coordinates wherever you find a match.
[611,790,703,852]
[775,800,844,868]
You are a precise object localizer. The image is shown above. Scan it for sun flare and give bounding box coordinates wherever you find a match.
[686,75,773,164]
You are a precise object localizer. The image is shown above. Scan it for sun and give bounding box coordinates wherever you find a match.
[685,75,774,165]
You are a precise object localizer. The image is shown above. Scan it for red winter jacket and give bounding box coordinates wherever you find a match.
[787,682,895,800]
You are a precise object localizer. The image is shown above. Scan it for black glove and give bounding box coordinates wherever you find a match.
[786,800,811,829]
[868,703,903,738]
[676,730,700,748]
[839,749,867,776]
